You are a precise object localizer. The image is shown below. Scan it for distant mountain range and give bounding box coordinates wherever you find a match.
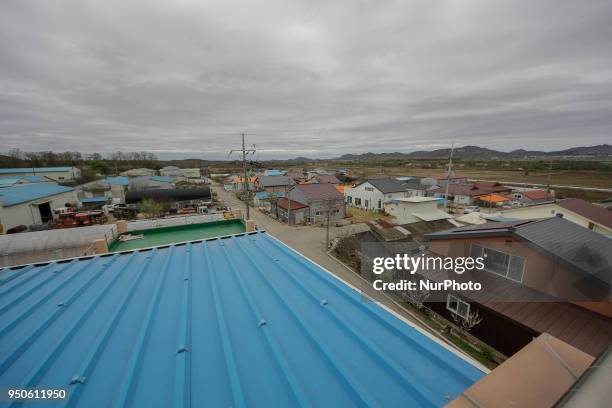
[333,144,612,161]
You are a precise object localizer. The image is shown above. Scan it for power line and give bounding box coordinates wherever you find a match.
[229,133,256,219]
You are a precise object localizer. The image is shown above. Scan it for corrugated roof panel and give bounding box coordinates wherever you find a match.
[0,183,74,206]
[99,176,129,186]
[0,167,73,174]
[0,232,484,407]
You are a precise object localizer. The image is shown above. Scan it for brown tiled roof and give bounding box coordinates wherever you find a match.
[294,183,343,201]
[523,190,548,200]
[557,198,612,229]
[315,175,340,184]
[448,333,594,408]
[276,197,308,210]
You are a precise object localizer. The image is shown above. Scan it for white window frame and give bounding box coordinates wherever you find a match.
[446,294,470,319]
[470,243,526,283]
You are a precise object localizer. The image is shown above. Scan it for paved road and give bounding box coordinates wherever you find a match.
[212,184,483,363]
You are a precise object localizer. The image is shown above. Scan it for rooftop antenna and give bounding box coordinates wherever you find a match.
[229,133,256,219]
[443,142,455,212]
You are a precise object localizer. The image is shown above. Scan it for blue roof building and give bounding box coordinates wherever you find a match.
[0,167,73,175]
[0,183,74,206]
[150,175,173,183]
[99,176,129,186]
[0,231,484,407]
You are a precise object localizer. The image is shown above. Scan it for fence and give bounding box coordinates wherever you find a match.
[126,213,227,232]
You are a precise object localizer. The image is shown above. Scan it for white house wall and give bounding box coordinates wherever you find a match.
[0,190,79,231]
[345,182,407,210]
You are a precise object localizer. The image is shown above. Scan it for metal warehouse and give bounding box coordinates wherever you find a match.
[0,231,484,407]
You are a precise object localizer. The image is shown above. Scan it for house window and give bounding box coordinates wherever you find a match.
[365,187,374,192]
[346,196,353,204]
[446,294,470,319]
[355,198,362,206]
[315,211,322,216]
[378,199,382,209]
[470,243,525,282]
[364,200,369,208]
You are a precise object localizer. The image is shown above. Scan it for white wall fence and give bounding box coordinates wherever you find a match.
[126,213,227,232]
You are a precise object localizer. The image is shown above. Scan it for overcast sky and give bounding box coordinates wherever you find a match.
[1,0,611,159]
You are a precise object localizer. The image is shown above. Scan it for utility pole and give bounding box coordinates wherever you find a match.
[229,133,256,219]
[443,142,455,212]
[546,159,553,201]
[286,184,292,225]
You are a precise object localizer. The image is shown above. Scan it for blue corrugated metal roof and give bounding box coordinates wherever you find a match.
[0,176,46,187]
[0,178,20,187]
[255,191,286,199]
[80,196,110,203]
[99,176,129,186]
[0,232,483,407]
[264,169,285,176]
[150,175,173,183]
[0,183,74,206]
[0,167,73,174]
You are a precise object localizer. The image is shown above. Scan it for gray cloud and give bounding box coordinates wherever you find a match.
[1,0,611,159]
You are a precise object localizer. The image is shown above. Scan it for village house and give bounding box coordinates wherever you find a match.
[285,168,306,183]
[231,176,258,191]
[283,183,345,224]
[510,188,551,204]
[501,198,612,236]
[423,217,612,358]
[270,197,309,224]
[384,197,452,224]
[256,175,295,193]
[312,174,340,184]
[345,177,413,211]
[431,184,490,206]
[432,182,513,207]
[253,191,286,209]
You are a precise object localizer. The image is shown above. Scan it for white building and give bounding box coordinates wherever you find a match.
[345,178,412,211]
[0,183,79,232]
[0,167,81,182]
[181,168,201,179]
[120,168,156,178]
[501,198,612,236]
[384,197,452,224]
[160,166,184,179]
